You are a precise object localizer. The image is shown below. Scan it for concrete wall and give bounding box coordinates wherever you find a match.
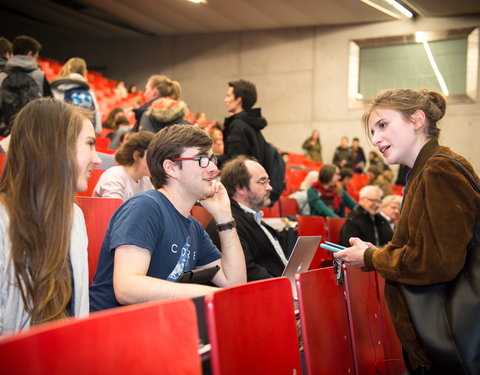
[48,15,480,172]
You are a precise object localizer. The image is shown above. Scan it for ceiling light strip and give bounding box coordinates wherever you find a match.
[421,41,449,96]
[384,0,413,18]
[360,0,402,20]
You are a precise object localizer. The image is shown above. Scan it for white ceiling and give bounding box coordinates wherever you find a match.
[1,0,479,39]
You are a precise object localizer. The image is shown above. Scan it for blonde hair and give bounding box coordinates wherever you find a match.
[58,57,88,79]
[362,88,446,140]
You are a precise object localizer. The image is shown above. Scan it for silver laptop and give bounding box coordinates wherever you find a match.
[282,235,322,299]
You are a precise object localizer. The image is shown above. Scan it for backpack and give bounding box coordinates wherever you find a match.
[263,141,286,205]
[1,68,42,128]
[63,87,96,126]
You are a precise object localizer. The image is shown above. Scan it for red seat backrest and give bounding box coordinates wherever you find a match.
[279,196,299,217]
[0,299,202,375]
[344,267,387,375]
[261,199,280,218]
[205,277,302,375]
[326,217,346,245]
[75,196,123,284]
[191,205,213,229]
[296,215,331,268]
[376,275,407,374]
[0,152,6,176]
[296,268,355,375]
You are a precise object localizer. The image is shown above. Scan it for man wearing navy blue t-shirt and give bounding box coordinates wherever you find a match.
[90,125,246,311]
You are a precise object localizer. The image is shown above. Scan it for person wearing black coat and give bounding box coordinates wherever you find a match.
[206,156,288,281]
[339,185,393,248]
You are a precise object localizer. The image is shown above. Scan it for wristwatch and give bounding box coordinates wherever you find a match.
[216,219,236,232]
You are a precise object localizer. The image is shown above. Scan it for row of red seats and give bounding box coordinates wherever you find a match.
[0,265,405,375]
[37,57,137,123]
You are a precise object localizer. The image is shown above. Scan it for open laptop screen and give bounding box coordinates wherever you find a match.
[282,235,322,299]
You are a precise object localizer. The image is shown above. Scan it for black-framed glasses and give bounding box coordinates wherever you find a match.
[364,196,382,204]
[171,154,218,168]
[256,177,271,186]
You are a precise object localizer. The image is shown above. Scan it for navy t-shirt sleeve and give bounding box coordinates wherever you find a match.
[109,195,162,253]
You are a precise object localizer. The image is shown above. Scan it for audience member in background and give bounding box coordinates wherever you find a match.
[281,152,290,164]
[50,57,102,135]
[102,107,125,130]
[332,136,352,168]
[132,74,173,131]
[209,123,224,155]
[94,131,154,201]
[132,75,165,130]
[339,167,354,191]
[339,185,392,247]
[108,115,133,150]
[288,170,319,215]
[334,88,480,373]
[89,125,246,311]
[139,77,190,133]
[219,79,268,167]
[113,81,128,99]
[349,137,366,173]
[207,156,288,281]
[302,129,323,162]
[0,98,101,335]
[128,84,138,95]
[0,35,52,137]
[118,130,134,148]
[193,111,207,127]
[307,164,356,218]
[0,36,12,71]
[368,150,389,171]
[379,194,402,231]
[367,165,393,197]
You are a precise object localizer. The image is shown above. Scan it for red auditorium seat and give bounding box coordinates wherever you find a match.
[261,200,280,218]
[0,299,202,375]
[75,196,123,284]
[296,267,355,375]
[344,266,387,375]
[0,152,6,175]
[191,205,213,229]
[326,217,346,245]
[205,277,302,375]
[279,196,299,217]
[296,215,331,268]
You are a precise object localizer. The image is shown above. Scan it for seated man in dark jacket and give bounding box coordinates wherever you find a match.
[340,185,393,248]
[207,155,288,281]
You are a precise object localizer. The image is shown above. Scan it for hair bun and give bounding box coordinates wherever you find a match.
[419,89,446,122]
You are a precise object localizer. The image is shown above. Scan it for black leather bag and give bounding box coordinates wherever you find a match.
[400,155,480,374]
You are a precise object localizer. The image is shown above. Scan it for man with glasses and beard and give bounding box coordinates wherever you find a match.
[207,155,289,281]
[90,125,246,312]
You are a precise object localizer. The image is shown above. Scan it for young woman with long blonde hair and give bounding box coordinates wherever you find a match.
[0,98,101,334]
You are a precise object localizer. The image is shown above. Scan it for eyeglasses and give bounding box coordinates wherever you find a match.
[256,177,271,185]
[171,154,217,168]
[364,196,382,204]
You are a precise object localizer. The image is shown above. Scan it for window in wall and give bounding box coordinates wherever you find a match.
[348,27,479,108]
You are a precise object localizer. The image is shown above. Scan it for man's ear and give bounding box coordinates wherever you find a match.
[162,159,178,179]
[133,150,140,161]
[235,185,248,199]
[411,110,426,130]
